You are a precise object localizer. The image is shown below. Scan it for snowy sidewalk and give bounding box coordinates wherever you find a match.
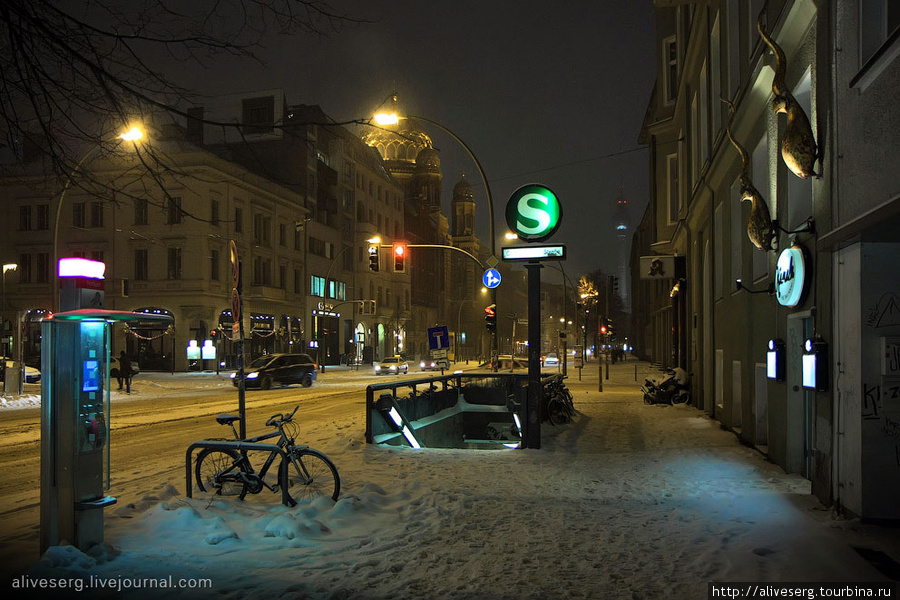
[17,360,900,599]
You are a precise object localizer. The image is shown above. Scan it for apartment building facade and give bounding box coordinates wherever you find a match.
[634,0,900,519]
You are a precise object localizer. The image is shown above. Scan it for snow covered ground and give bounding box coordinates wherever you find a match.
[8,362,900,599]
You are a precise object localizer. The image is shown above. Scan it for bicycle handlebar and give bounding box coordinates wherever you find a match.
[265,405,300,428]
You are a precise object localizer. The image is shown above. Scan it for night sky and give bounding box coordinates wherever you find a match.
[181,1,657,283]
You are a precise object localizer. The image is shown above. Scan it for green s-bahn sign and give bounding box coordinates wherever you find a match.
[505,184,562,242]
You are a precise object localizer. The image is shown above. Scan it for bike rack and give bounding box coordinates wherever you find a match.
[185,440,295,506]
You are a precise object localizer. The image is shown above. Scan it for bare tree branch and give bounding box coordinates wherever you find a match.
[0,0,372,221]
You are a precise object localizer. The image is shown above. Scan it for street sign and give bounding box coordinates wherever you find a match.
[501,245,566,261]
[505,183,562,242]
[427,325,450,350]
[482,268,502,289]
[486,255,499,268]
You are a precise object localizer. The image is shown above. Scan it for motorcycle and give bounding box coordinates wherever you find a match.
[641,367,691,405]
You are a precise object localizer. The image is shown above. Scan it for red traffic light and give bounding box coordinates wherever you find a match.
[392,242,408,272]
[484,304,496,316]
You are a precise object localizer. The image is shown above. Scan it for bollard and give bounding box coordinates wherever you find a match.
[599,361,603,392]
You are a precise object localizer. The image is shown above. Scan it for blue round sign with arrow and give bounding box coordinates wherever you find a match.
[483,268,502,289]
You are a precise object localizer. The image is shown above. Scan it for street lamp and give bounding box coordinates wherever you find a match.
[372,95,499,366]
[456,286,487,361]
[52,125,145,311]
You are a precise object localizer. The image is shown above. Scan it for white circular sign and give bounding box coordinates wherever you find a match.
[775,246,808,307]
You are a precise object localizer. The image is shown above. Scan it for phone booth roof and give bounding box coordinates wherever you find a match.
[44,309,175,324]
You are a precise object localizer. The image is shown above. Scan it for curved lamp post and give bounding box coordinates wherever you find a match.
[52,126,145,311]
[372,100,498,365]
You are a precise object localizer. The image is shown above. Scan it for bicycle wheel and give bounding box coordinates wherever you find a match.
[546,396,569,425]
[281,448,340,504]
[195,449,249,499]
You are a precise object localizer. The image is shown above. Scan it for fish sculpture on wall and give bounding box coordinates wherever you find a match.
[722,95,775,252]
[758,1,819,179]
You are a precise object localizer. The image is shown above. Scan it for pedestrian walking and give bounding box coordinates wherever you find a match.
[117,351,134,393]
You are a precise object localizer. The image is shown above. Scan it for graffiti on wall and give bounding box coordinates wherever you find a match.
[866,293,900,329]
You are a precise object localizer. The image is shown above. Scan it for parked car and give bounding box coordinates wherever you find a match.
[418,356,450,371]
[230,353,317,389]
[544,352,560,365]
[375,356,409,375]
[0,358,41,384]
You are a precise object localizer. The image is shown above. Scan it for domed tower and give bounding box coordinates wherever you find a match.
[451,173,476,237]
[613,189,631,310]
[361,94,436,198]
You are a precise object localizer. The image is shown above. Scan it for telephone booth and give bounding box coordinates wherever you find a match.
[40,309,173,553]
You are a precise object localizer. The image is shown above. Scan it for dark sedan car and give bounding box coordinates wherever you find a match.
[230,353,317,389]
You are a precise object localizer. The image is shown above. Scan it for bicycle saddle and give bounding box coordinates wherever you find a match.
[216,414,241,425]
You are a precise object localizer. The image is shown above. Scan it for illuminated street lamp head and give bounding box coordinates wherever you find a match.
[2,263,17,274]
[373,112,400,126]
[119,126,144,142]
[367,236,381,245]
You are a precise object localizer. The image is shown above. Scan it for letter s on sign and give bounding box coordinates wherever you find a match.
[517,193,551,235]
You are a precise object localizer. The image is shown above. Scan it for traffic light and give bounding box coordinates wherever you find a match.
[484,304,496,332]
[209,329,218,340]
[392,242,407,273]
[600,325,607,335]
[368,245,379,271]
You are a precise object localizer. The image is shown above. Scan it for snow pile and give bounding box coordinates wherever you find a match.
[15,375,899,599]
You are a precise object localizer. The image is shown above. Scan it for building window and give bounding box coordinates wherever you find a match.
[18,254,32,283]
[710,14,723,139]
[19,206,31,231]
[234,207,243,233]
[134,198,148,225]
[36,204,49,230]
[211,199,219,226]
[667,153,680,223]
[167,197,183,225]
[310,275,325,297]
[90,250,103,263]
[167,247,182,280]
[36,253,49,284]
[253,256,272,286]
[90,201,104,228]
[73,202,86,228]
[134,249,149,280]
[862,1,900,65]
[241,96,275,134]
[294,268,301,294]
[279,223,286,247]
[253,213,271,246]
[279,265,287,290]
[663,36,678,104]
[210,249,220,281]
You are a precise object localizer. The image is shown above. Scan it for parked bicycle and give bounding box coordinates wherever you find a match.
[194,405,340,506]
[544,378,576,425]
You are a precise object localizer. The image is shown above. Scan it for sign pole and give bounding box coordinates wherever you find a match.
[525,262,543,449]
[230,241,247,440]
